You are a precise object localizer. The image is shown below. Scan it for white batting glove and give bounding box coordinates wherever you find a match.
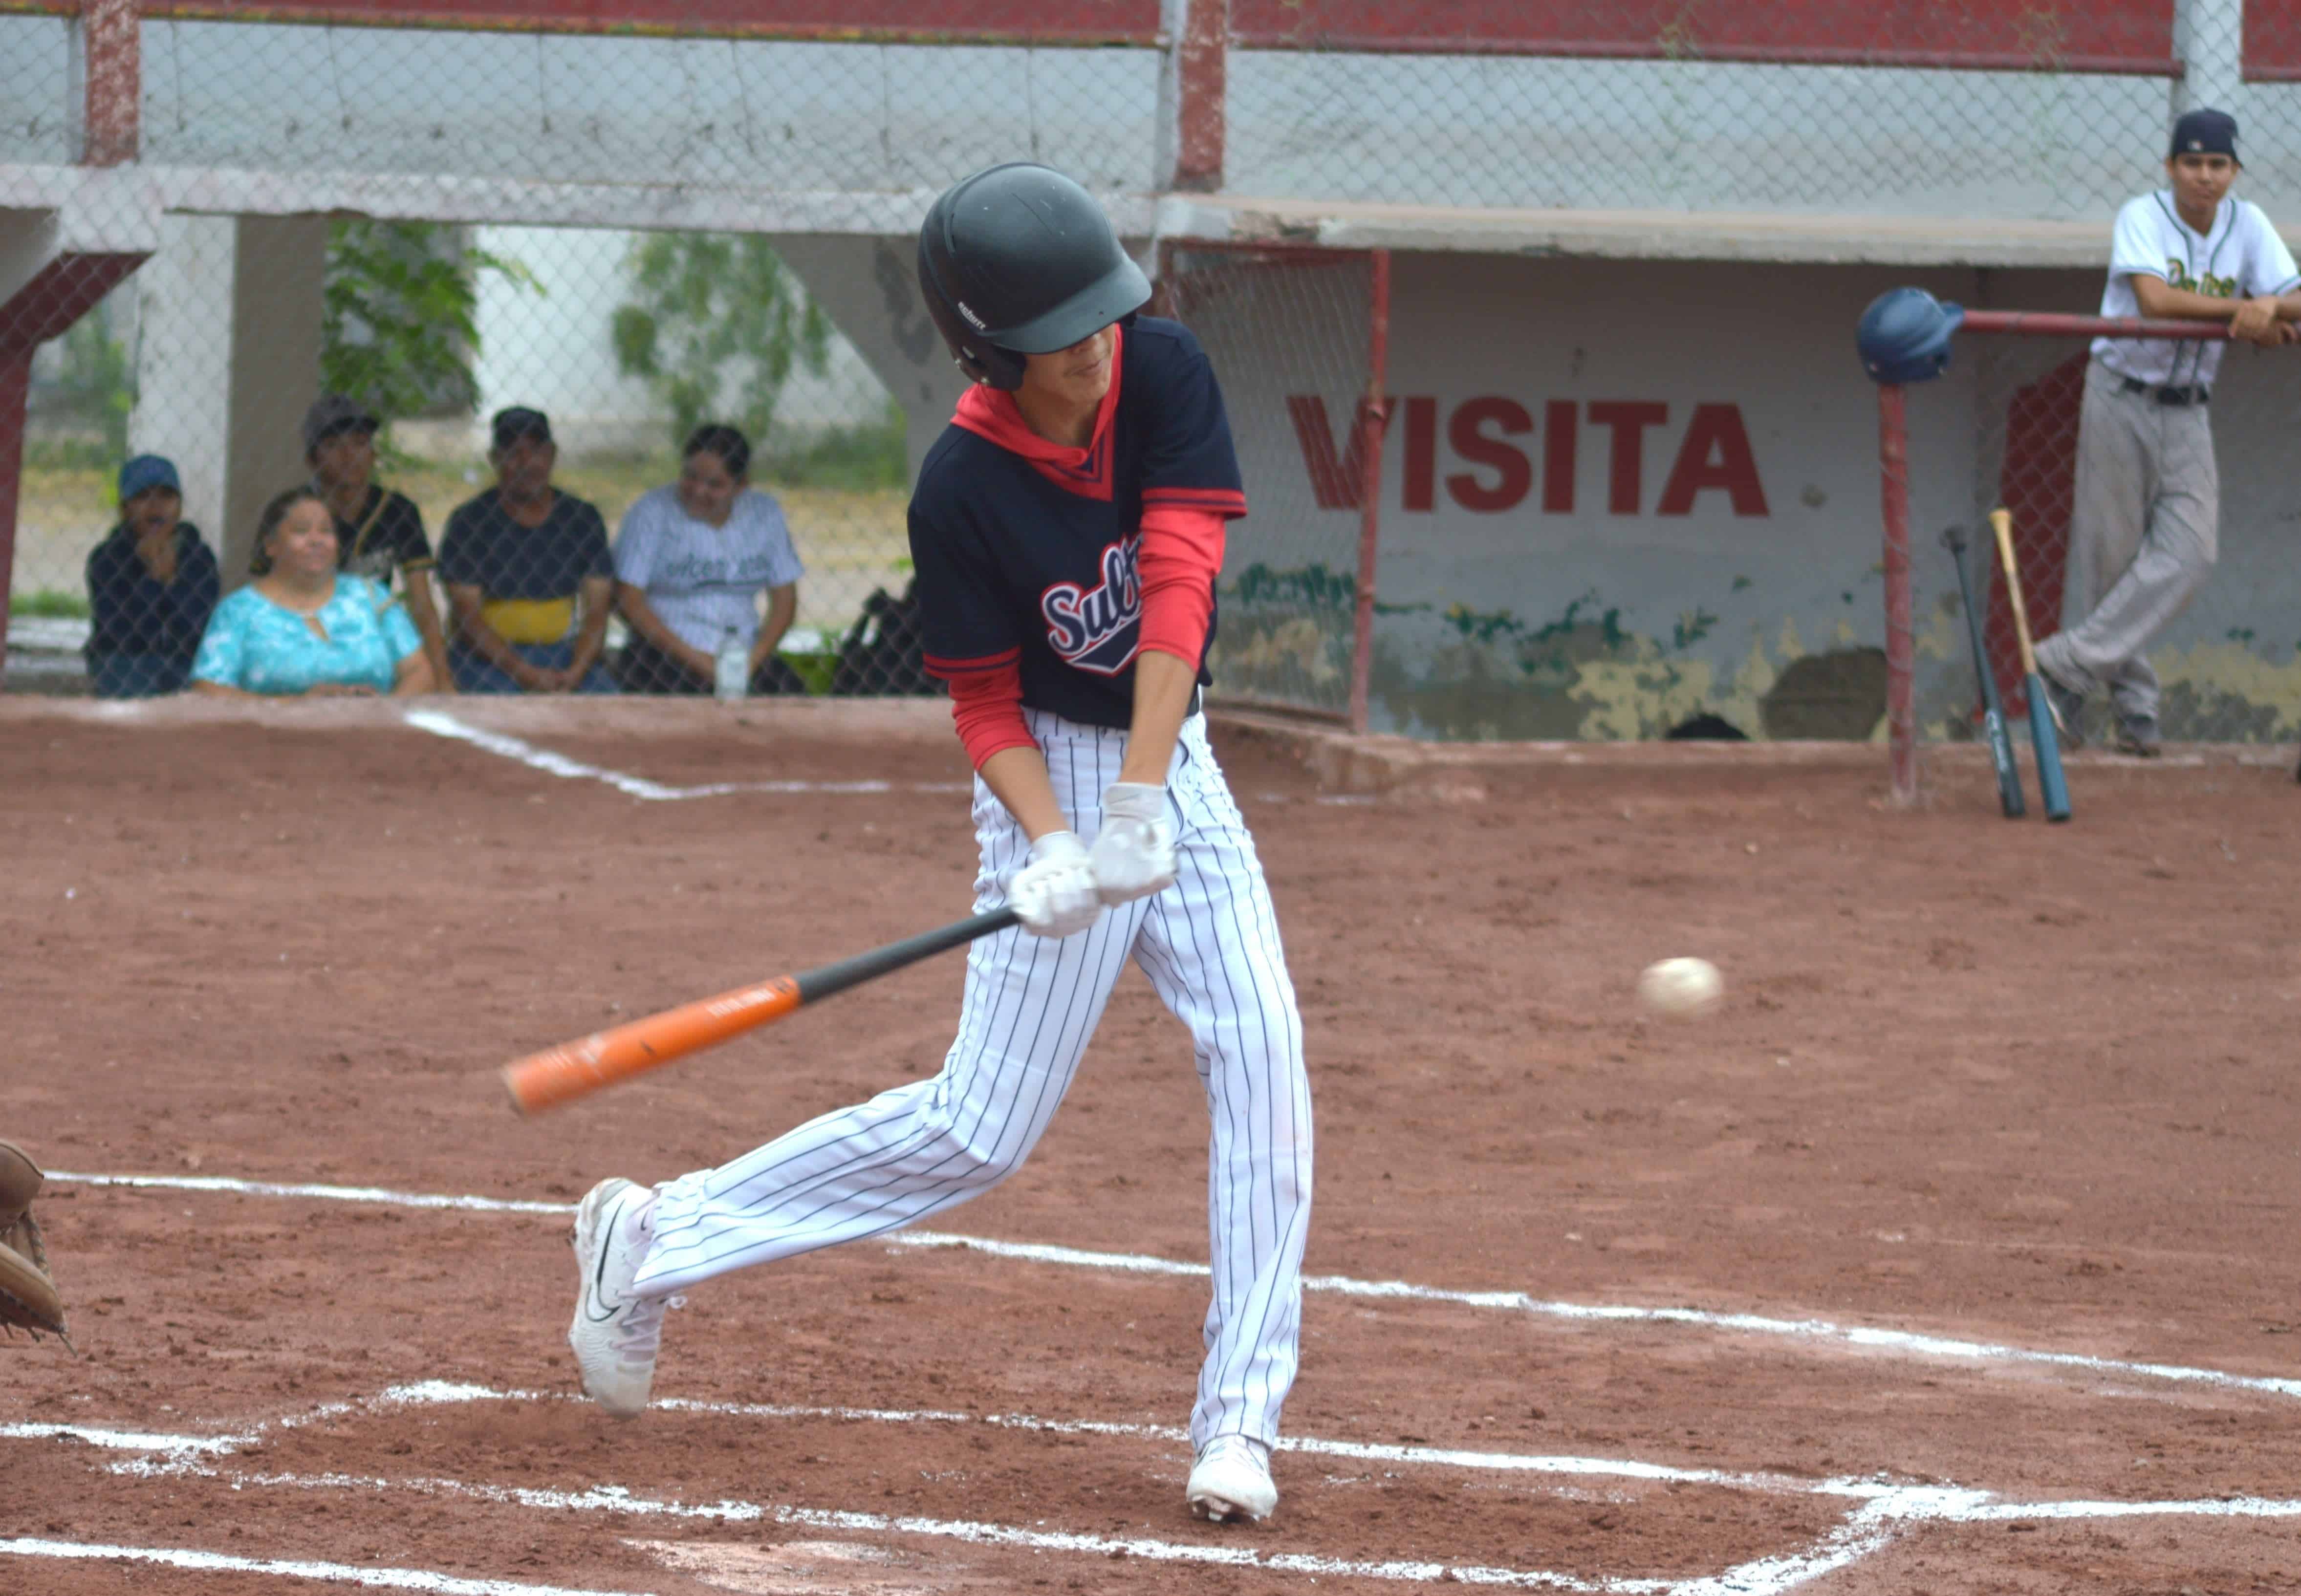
[1006,830,1104,939]
[1088,782,1176,905]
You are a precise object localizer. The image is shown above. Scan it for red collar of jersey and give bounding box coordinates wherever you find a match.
[949,324,1123,502]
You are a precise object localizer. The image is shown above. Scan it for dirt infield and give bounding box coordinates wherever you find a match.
[4,696,2301,1594]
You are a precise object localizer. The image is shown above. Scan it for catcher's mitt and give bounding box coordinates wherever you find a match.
[0,1139,67,1343]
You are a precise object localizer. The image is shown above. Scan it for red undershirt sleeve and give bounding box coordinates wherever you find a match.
[927,649,1037,768]
[1135,505,1227,669]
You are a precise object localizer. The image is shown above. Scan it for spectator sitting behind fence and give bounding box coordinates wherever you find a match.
[189,487,434,698]
[83,453,219,697]
[435,407,616,693]
[612,424,808,695]
[302,393,455,692]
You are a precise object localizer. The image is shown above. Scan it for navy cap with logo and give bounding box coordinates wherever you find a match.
[490,406,553,450]
[2170,108,2239,162]
[302,393,380,452]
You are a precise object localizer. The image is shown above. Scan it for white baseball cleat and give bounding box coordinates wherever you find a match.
[1187,1434,1277,1524]
[567,1177,666,1419]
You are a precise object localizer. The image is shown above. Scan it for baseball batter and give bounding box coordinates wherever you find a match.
[2033,108,2301,756]
[564,163,1313,1526]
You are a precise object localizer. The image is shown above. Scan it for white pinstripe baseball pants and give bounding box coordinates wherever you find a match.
[633,707,1315,1450]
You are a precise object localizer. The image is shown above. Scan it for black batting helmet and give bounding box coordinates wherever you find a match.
[917,163,1151,391]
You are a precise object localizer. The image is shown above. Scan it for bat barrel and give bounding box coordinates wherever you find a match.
[497,907,1023,1116]
[502,977,803,1115]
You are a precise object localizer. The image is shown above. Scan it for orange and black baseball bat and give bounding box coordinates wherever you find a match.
[502,907,1019,1115]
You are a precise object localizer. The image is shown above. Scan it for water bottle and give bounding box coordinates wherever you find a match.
[714,626,747,701]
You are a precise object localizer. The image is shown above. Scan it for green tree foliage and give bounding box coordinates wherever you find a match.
[51,312,136,458]
[323,220,538,422]
[611,234,830,448]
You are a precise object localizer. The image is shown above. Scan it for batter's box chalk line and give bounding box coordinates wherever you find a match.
[15,1381,2301,1596]
[50,1170,2301,1408]
[0,1538,654,1596]
[404,709,971,801]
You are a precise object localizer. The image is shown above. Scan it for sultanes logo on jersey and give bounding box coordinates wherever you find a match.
[1041,537,1142,674]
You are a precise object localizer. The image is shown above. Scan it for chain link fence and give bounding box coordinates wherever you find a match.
[4,4,1176,700]
[6,1,2301,738]
[1225,0,2301,222]
[1157,243,1384,725]
[7,219,939,698]
[1931,321,2301,746]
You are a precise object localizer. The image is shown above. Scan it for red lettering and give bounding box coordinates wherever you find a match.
[1542,398,1576,514]
[1286,394,1385,511]
[1585,401,1668,515]
[1444,396,1533,513]
[1657,403,1770,516]
[1402,395,1436,511]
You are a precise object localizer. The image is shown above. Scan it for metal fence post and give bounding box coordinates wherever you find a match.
[1877,381,1918,807]
[1348,249,1389,736]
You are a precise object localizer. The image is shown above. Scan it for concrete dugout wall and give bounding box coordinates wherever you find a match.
[1219,255,2301,743]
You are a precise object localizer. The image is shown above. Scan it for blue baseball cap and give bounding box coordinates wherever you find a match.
[117,454,181,503]
[2171,108,2239,161]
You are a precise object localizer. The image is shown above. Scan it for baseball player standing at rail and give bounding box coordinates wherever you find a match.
[2032,108,2301,756]
[563,163,1313,1526]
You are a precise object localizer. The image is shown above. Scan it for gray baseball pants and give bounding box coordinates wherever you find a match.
[2032,358,2218,728]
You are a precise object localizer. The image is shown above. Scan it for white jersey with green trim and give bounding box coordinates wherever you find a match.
[2092,190,2301,388]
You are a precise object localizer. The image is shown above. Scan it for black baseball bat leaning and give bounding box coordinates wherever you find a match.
[1942,525,2025,818]
[1989,509,2073,823]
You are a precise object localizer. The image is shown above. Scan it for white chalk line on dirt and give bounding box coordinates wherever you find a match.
[0,1536,650,1596]
[404,709,968,801]
[50,1169,2301,1407]
[88,1452,2301,1596]
[0,1384,1905,1593]
[25,1384,2301,1596]
[54,1169,572,1215]
[97,1457,1677,1594]
[5,1379,1856,1500]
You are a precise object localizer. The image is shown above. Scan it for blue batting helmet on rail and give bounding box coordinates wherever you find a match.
[1856,287,1964,385]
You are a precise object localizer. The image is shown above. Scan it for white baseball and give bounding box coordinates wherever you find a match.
[1638,957,1722,1021]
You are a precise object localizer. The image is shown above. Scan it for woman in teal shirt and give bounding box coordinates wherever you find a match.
[192,488,436,698]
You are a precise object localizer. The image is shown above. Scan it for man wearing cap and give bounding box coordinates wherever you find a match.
[82,454,220,697]
[2032,108,2301,756]
[436,407,617,693]
[302,394,453,692]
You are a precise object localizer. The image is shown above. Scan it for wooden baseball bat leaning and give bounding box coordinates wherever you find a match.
[1988,508,2073,823]
[502,906,1021,1115]
[1942,524,2025,818]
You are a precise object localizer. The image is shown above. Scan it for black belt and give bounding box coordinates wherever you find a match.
[2120,375,2210,406]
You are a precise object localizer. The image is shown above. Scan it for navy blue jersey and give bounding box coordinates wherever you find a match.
[438,488,612,601]
[909,316,1246,730]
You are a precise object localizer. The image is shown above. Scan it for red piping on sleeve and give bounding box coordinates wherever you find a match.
[1142,484,1248,516]
[1136,505,1227,668]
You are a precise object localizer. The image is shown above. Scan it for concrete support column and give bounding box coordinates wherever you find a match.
[133,216,326,586]
[129,215,235,551]
[2173,0,2246,116]
[0,352,31,668]
[69,0,140,167]
[221,216,327,582]
[770,235,967,485]
[1160,0,1228,193]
